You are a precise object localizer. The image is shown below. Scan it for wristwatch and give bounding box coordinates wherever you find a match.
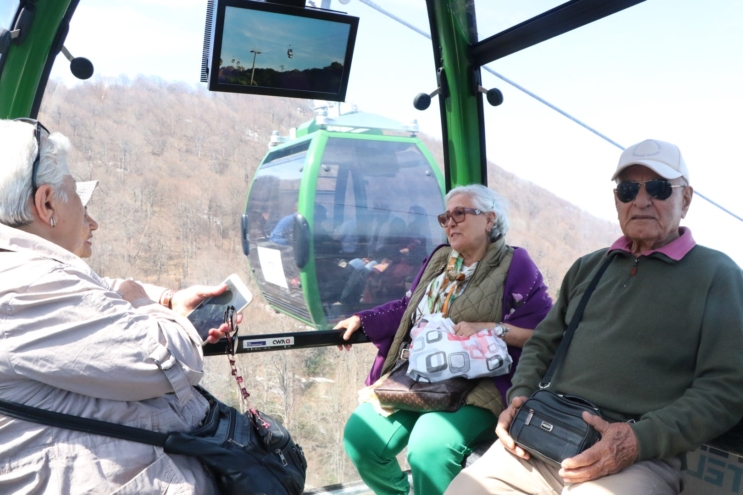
[160,289,175,309]
[494,323,509,340]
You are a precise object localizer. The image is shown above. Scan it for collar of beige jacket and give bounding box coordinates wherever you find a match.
[0,222,93,274]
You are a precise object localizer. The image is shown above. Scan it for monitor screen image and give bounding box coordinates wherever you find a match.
[204,0,359,101]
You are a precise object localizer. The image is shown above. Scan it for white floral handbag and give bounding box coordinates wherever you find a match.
[406,313,511,383]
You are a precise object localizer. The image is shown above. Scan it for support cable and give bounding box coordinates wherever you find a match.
[358,0,743,224]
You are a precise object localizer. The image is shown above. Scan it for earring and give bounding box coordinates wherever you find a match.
[50,217,56,228]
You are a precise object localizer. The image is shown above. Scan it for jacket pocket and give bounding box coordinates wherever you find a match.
[111,452,197,495]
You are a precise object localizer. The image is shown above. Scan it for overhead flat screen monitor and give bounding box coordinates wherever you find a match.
[202,0,359,102]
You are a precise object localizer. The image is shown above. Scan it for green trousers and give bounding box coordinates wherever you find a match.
[343,402,497,495]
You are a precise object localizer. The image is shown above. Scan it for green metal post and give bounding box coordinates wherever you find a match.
[0,1,72,119]
[427,0,485,189]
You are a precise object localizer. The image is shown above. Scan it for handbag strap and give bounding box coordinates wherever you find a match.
[0,398,169,447]
[539,255,613,389]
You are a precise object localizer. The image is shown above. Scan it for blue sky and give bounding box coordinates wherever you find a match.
[220,7,350,72]
[50,0,743,266]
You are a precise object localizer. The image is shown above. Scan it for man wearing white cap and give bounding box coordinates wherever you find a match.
[447,139,743,494]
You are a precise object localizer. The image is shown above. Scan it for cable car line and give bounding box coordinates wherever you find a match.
[358,0,743,224]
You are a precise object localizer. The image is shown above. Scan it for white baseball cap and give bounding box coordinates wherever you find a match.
[76,180,98,206]
[611,139,690,183]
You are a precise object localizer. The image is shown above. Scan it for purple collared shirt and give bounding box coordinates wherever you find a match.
[357,245,553,402]
[609,227,696,261]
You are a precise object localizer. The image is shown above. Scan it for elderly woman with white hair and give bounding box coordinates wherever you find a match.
[0,119,238,494]
[335,183,553,495]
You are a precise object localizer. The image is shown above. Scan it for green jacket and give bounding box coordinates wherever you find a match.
[382,238,514,415]
[509,243,743,461]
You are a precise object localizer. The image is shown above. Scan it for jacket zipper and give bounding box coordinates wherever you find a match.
[622,258,640,288]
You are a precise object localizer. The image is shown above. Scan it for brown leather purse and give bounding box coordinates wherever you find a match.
[374,358,477,412]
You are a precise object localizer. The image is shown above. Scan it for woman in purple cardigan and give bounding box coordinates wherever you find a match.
[335,184,553,495]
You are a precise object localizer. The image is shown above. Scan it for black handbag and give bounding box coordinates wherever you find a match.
[509,256,612,466]
[0,386,307,495]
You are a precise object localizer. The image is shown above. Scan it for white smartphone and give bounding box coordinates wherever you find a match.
[186,274,253,342]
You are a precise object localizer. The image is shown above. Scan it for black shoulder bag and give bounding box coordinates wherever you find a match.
[509,256,612,466]
[0,308,307,495]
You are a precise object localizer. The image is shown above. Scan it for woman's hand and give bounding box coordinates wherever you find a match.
[495,396,530,459]
[170,284,227,316]
[453,321,493,338]
[202,316,243,344]
[334,315,362,351]
[117,279,149,303]
[171,284,244,344]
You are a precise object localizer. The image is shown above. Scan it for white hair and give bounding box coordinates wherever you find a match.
[445,184,510,241]
[0,120,71,227]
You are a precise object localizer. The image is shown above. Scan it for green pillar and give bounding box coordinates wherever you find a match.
[428,0,485,189]
[0,1,72,119]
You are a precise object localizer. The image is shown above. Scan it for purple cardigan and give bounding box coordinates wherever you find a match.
[357,244,553,402]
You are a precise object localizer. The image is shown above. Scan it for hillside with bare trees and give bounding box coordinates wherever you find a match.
[39,77,619,488]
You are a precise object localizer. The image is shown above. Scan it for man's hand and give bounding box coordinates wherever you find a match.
[334,315,361,351]
[171,284,243,344]
[559,412,638,483]
[453,321,492,338]
[495,396,530,460]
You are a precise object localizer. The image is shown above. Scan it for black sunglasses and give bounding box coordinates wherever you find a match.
[615,179,685,203]
[13,118,50,194]
[437,206,482,227]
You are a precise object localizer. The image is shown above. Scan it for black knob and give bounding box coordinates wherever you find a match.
[413,93,431,110]
[70,57,94,80]
[486,88,503,106]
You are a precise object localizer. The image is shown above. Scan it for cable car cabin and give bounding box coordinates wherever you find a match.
[244,111,445,328]
[3,1,743,494]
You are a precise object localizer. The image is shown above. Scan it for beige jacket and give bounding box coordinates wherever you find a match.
[0,224,216,494]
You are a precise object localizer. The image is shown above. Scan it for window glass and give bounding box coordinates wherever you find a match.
[0,1,19,67]
[474,0,566,42]
[35,0,440,489]
[478,0,743,276]
[246,148,310,321]
[33,0,743,489]
[0,2,18,30]
[314,137,445,323]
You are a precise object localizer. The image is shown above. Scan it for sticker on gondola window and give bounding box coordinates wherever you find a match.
[257,247,288,288]
[243,337,294,350]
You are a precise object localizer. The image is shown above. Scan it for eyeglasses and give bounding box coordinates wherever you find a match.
[14,118,50,194]
[615,179,685,203]
[437,206,482,227]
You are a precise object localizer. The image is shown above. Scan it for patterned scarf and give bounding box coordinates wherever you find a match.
[417,250,478,319]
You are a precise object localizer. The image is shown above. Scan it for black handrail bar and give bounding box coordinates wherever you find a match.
[203,329,371,356]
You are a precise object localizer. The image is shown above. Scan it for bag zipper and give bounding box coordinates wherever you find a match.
[275,448,288,466]
[528,410,585,436]
[221,407,238,448]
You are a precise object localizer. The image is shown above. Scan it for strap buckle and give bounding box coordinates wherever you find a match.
[400,342,410,361]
